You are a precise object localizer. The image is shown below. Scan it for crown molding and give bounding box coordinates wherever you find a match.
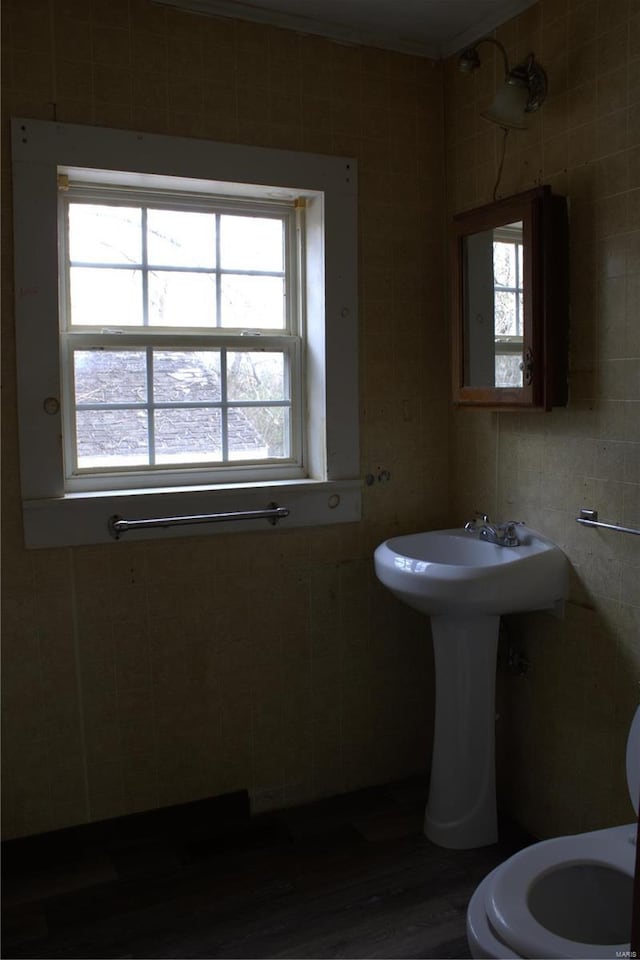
[153,0,538,60]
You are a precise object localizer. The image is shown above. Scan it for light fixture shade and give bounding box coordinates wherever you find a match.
[481,80,530,130]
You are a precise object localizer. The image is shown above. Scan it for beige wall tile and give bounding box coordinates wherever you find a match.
[446,0,639,839]
[92,25,131,68]
[93,62,132,105]
[3,0,636,847]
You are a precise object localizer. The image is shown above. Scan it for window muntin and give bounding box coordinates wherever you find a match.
[60,185,300,487]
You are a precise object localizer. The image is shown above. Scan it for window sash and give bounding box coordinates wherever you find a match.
[59,184,304,491]
[61,334,302,485]
[494,337,524,356]
[61,191,296,335]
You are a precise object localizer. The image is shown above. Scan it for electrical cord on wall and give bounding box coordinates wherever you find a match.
[493,127,509,200]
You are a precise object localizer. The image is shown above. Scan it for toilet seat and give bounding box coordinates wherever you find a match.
[468,707,640,960]
[485,825,635,960]
[627,703,640,816]
[467,866,525,959]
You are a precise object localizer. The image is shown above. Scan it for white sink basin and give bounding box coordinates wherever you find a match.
[374,526,568,617]
[373,524,569,849]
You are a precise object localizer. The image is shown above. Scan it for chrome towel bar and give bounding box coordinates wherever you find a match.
[108,502,289,539]
[576,508,640,537]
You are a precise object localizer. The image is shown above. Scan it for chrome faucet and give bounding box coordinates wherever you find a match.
[464,512,489,532]
[479,520,522,547]
[464,513,523,547]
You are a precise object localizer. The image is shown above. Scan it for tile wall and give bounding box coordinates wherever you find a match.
[2,0,637,845]
[1,0,448,838]
[445,0,640,836]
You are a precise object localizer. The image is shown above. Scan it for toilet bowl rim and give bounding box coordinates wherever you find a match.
[485,824,635,960]
[467,866,525,959]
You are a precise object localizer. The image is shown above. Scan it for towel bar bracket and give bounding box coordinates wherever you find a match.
[576,508,640,537]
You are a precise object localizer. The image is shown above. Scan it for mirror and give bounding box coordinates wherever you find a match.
[451,186,568,410]
[463,220,525,388]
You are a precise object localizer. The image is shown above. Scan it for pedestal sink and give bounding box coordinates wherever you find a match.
[374,525,568,850]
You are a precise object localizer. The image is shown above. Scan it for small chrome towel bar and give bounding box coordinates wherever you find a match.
[576,508,640,537]
[108,502,289,539]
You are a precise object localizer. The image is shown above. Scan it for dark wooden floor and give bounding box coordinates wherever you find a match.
[2,777,531,959]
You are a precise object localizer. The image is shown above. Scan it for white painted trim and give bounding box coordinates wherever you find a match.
[11,118,360,546]
[441,0,541,59]
[153,0,441,58]
[152,0,538,60]
[23,478,361,548]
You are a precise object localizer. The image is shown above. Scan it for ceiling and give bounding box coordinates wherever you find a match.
[155,0,536,59]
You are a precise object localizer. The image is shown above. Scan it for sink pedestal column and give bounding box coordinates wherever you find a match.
[424,614,500,849]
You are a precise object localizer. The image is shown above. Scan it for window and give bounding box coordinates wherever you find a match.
[12,119,359,546]
[61,183,302,490]
[493,223,524,388]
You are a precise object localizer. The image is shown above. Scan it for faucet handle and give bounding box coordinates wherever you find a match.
[464,511,490,531]
[501,520,524,545]
[502,520,524,531]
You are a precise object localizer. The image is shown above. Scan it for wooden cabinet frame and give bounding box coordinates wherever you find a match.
[451,185,569,410]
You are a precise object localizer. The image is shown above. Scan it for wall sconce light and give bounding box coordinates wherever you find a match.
[459,37,547,130]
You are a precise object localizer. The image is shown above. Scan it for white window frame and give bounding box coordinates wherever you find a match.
[11,118,360,547]
[59,181,303,490]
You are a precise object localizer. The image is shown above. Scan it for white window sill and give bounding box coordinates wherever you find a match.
[22,478,362,548]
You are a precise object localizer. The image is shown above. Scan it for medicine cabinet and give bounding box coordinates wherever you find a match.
[451,185,568,410]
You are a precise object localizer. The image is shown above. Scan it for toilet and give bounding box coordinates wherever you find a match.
[467,704,640,959]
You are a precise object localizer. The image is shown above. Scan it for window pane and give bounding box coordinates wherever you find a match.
[495,354,523,388]
[69,203,142,265]
[220,215,284,272]
[227,351,286,402]
[154,408,222,463]
[228,406,288,460]
[493,241,516,288]
[495,290,518,335]
[147,209,216,268]
[221,275,285,329]
[153,350,221,402]
[74,350,147,403]
[76,409,148,469]
[148,271,216,327]
[70,267,143,326]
